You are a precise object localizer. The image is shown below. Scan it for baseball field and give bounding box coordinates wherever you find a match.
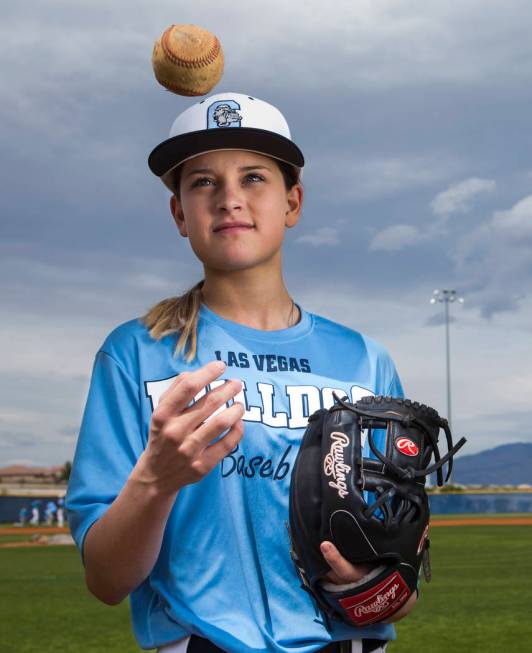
[1,516,531,652]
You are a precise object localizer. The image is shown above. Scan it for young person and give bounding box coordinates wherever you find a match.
[66,92,414,653]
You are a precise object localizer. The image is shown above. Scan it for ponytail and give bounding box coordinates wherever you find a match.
[142,280,204,362]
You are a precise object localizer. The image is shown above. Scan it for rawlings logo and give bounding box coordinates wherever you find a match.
[339,572,410,626]
[395,437,419,457]
[353,583,401,617]
[324,431,351,499]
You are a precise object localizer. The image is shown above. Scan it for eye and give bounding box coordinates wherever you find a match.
[243,173,265,184]
[190,176,214,188]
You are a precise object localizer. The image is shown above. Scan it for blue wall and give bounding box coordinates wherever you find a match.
[0,496,65,523]
[1,492,531,523]
[428,492,532,514]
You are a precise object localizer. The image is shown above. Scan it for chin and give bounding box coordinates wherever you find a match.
[207,252,278,273]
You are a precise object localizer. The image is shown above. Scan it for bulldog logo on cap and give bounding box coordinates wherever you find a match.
[207,99,242,129]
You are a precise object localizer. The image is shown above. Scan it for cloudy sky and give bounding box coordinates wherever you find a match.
[2,0,532,465]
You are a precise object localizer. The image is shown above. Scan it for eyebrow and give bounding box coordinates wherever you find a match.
[184,165,272,179]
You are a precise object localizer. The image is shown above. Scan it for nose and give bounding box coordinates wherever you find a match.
[215,179,243,213]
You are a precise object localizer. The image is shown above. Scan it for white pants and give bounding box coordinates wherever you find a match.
[157,637,386,653]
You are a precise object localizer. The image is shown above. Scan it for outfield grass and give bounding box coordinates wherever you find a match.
[0,546,152,653]
[390,525,532,652]
[0,534,35,544]
[0,525,531,652]
[429,512,531,520]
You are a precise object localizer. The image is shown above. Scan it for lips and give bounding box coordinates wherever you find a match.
[213,222,255,233]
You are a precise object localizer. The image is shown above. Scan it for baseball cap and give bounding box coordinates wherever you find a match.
[148,92,305,191]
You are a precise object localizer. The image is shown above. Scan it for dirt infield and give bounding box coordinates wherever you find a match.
[1,518,531,546]
[4,520,532,536]
[0,526,70,536]
[0,538,72,548]
[431,517,532,526]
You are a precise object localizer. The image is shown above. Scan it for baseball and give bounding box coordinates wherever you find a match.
[152,24,224,97]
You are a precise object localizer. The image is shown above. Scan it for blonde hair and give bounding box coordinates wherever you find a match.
[142,280,204,362]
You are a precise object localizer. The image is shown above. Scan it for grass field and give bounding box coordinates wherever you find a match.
[1,523,531,652]
[429,512,532,520]
[390,524,532,652]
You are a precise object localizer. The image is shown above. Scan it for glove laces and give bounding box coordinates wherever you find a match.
[332,393,467,486]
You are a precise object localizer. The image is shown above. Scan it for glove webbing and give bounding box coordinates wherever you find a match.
[332,394,467,486]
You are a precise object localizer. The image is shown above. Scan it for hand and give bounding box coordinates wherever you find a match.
[132,360,245,496]
[320,541,375,585]
[320,540,417,622]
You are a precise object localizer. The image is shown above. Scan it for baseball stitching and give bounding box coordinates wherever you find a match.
[160,25,221,69]
[156,77,212,96]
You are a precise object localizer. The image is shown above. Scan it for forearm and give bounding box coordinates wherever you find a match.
[81,366,243,606]
[83,464,177,605]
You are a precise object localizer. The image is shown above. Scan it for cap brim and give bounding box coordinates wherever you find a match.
[148,127,305,178]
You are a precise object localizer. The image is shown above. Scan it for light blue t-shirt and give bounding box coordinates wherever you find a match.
[66,304,404,652]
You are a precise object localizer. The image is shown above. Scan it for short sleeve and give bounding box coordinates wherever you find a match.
[386,368,404,398]
[373,343,404,399]
[66,350,144,561]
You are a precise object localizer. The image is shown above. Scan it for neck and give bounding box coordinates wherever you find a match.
[201,260,299,330]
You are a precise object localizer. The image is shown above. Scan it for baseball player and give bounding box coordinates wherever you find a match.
[45,500,57,525]
[30,499,40,526]
[66,93,415,653]
[56,497,65,528]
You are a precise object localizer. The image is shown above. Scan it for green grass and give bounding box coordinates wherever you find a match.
[430,512,531,520]
[390,526,532,652]
[0,546,153,652]
[1,525,531,652]
[0,533,34,544]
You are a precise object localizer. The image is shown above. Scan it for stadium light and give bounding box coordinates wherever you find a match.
[430,289,464,430]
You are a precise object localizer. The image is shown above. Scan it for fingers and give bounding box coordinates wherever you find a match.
[155,360,227,419]
[320,541,374,584]
[180,377,244,430]
[176,398,246,456]
[143,361,249,492]
[195,417,245,475]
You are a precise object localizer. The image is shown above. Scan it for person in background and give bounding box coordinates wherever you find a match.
[29,499,41,526]
[45,500,57,525]
[56,497,65,527]
[18,504,28,527]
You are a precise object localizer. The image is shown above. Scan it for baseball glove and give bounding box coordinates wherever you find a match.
[288,394,466,627]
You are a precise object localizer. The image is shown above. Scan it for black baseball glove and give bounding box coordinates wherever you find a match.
[288,395,466,627]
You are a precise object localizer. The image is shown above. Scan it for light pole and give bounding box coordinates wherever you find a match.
[430,289,464,430]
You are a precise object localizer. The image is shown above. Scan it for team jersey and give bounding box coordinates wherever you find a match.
[66,303,404,652]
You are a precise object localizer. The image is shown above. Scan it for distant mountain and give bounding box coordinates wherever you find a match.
[451,442,532,485]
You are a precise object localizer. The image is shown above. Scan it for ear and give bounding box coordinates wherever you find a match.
[285,183,304,229]
[170,194,188,237]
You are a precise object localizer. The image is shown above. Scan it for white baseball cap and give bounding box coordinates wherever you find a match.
[148,92,305,191]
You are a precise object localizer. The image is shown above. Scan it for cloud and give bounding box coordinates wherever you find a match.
[308,152,460,202]
[367,176,497,255]
[365,186,532,320]
[491,195,532,242]
[369,224,423,251]
[452,194,532,317]
[431,177,496,217]
[4,0,531,139]
[295,227,341,247]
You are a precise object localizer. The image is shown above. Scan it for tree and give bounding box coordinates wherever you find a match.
[59,461,72,482]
